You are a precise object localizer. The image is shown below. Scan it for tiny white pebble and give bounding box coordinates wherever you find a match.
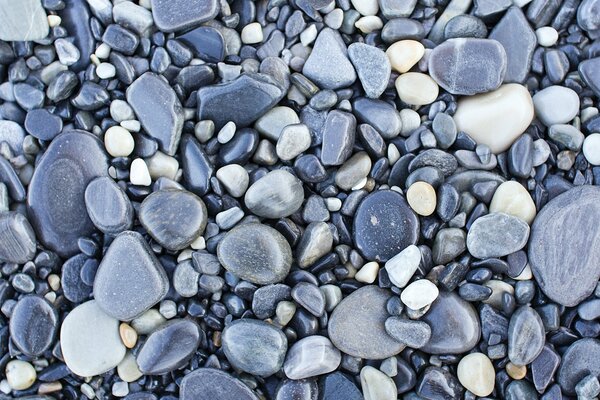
[80,383,96,400]
[355,261,379,283]
[130,159,152,186]
[45,292,57,303]
[177,249,193,262]
[325,197,342,212]
[95,43,111,59]
[96,62,116,79]
[190,235,206,250]
[241,22,264,44]
[217,121,236,144]
[159,300,178,319]
[535,26,559,47]
[351,176,368,191]
[47,15,61,27]
[104,126,134,157]
[300,24,318,46]
[387,144,400,164]
[195,120,215,143]
[112,381,129,397]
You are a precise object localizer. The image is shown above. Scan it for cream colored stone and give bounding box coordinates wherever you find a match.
[583,133,600,166]
[457,353,495,397]
[146,151,179,180]
[119,323,138,349]
[401,279,439,310]
[104,126,134,157]
[350,0,379,15]
[5,360,36,391]
[129,158,151,186]
[406,181,437,216]
[535,26,558,47]
[275,300,296,326]
[453,84,534,154]
[386,40,425,73]
[489,181,536,224]
[131,309,166,335]
[483,280,514,309]
[117,352,143,382]
[355,261,379,283]
[355,16,383,33]
[506,362,527,380]
[395,73,439,106]
[385,245,421,289]
[216,164,249,197]
[360,366,397,400]
[241,23,263,44]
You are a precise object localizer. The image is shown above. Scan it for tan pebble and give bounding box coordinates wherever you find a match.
[38,382,62,394]
[119,323,138,348]
[355,261,379,284]
[213,331,222,347]
[489,181,536,224]
[386,40,425,73]
[117,353,142,383]
[406,181,437,216]
[457,353,495,397]
[47,274,60,291]
[506,362,527,380]
[395,73,439,106]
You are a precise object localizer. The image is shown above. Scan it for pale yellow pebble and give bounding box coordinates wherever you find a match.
[104,126,134,157]
[38,382,62,395]
[506,362,527,380]
[47,15,61,27]
[489,181,537,224]
[395,73,439,106]
[44,292,57,303]
[354,16,383,33]
[117,353,143,383]
[6,360,37,391]
[48,274,61,291]
[145,151,179,180]
[406,181,437,216]
[350,0,379,15]
[355,261,379,283]
[457,353,495,397]
[514,264,533,281]
[119,323,138,348]
[386,40,425,73]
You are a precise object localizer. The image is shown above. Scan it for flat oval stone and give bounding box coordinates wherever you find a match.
[27,130,109,257]
[353,190,419,262]
[508,306,545,366]
[429,38,507,95]
[529,186,600,306]
[60,300,126,377]
[283,335,341,380]
[139,189,207,251]
[217,223,292,284]
[222,319,287,377]
[9,295,58,356]
[244,170,304,219]
[558,339,600,395]
[93,231,169,321]
[348,43,391,99]
[0,211,36,264]
[24,109,63,141]
[150,0,219,32]
[453,84,534,154]
[457,353,495,397]
[180,368,258,400]
[136,319,201,375]
[85,177,133,235]
[328,285,405,359]
[420,291,481,354]
[467,212,530,258]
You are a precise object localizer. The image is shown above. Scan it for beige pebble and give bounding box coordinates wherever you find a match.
[457,353,495,397]
[483,280,514,309]
[119,323,138,348]
[146,151,179,180]
[117,352,143,383]
[386,40,425,73]
[48,274,61,291]
[104,126,134,157]
[355,16,383,33]
[406,181,437,216]
[275,300,296,326]
[489,181,536,224]
[395,73,439,106]
[506,362,527,380]
[350,0,379,15]
[38,382,63,395]
[6,360,36,391]
[355,261,379,283]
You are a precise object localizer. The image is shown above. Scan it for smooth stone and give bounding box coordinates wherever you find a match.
[217,127,259,165]
[252,284,292,319]
[275,379,318,400]
[151,0,219,32]
[319,372,362,400]
[198,74,284,130]
[536,26,558,47]
[93,231,169,321]
[180,368,258,400]
[328,285,405,359]
[382,18,425,42]
[385,244,421,288]
[579,57,600,97]
[489,6,537,83]
[222,319,287,377]
[508,306,545,366]
[139,189,207,251]
[178,26,225,62]
[180,134,213,196]
[421,291,481,354]
[353,98,402,139]
[284,335,341,379]
[27,130,109,257]
[126,72,184,156]
[444,15,488,39]
[432,228,466,265]
[321,110,357,166]
[0,0,49,41]
[302,28,356,90]
[429,38,507,95]
[85,177,133,235]
[583,133,600,165]
[244,170,304,218]
[427,0,471,43]
[291,282,326,317]
[24,109,62,141]
[255,106,300,141]
[531,345,560,392]
[380,0,416,18]
[136,319,201,375]
[112,1,153,36]
[401,279,439,310]
[335,152,372,190]
[386,40,424,73]
[173,260,199,298]
[394,72,439,106]
[548,124,584,151]
[457,353,495,397]
[453,84,534,153]
[102,24,139,55]
[0,120,25,155]
[508,133,533,178]
[60,300,126,377]
[406,181,437,216]
[58,0,94,72]
[276,124,311,161]
[5,360,36,391]
[489,181,536,224]
[532,85,580,127]
[0,211,36,264]
[217,223,292,284]
[578,0,600,33]
[0,157,25,202]
[558,339,600,395]
[360,366,397,400]
[353,190,419,262]
[61,254,92,303]
[9,295,58,356]
[385,317,431,348]
[529,186,600,306]
[348,43,390,98]
[417,366,464,400]
[467,212,530,258]
[432,113,457,149]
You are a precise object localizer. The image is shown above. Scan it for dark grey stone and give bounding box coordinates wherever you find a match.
[432,228,466,265]
[508,134,533,178]
[85,177,133,235]
[318,372,362,400]
[508,306,545,366]
[444,15,488,39]
[151,0,219,32]
[353,98,402,139]
[180,134,214,196]
[180,368,259,400]
[61,254,92,303]
[382,18,425,42]
[9,295,58,356]
[558,339,600,395]
[0,211,36,264]
[532,345,561,392]
[417,367,464,400]
[178,26,225,63]
[321,110,356,166]
[252,284,291,319]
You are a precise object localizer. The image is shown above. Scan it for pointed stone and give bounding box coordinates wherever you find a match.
[348,43,390,98]
[302,28,356,89]
[508,306,545,366]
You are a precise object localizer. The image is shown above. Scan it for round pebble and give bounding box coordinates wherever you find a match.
[406,181,437,216]
[457,353,495,397]
[5,360,36,391]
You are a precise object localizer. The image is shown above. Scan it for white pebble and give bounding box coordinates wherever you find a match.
[300,24,318,46]
[354,16,383,33]
[5,360,36,391]
[583,133,600,166]
[325,197,342,212]
[385,245,421,289]
[489,181,537,224]
[386,40,425,73]
[276,123,312,161]
[190,235,206,250]
[47,15,61,27]
[395,72,439,106]
[146,151,179,180]
[241,22,264,44]
[399,109,421,137]
[130,158,151,186]
[401,279,439,310]
[217,121,236,144]
[0,380,10,394]
[195,120,215,143]
[387,143,400,164]
[355,261,379,284]
[216,164,249,197]
[457,353,495,397]
[120,119,141,132]
[360,366,397,400]
[104,126,134,157]
[350,0,379,16]
[324,9,344,29]
[95,43,111,59]
[96,62,116,79]
[535,26,559,47]
[159,300,177,319]
[112,382,129,397]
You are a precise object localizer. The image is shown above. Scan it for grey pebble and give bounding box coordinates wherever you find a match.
[385,317,432,349]
[0,211,36,264]
[291,282,326,317]
[508,306,545,366]
[0,120,25,155]
[348,43,390,99]
[467,212,530,259]
[85,177,134,235]
[321,110,356,166]
[180,368,258,400]
[9,295,58,357]
[244,170,304,218]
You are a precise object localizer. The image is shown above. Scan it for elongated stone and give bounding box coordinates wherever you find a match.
[467,213,530,258]
[151,0,219,32]
[180,134,213,196]
[27,131,109,257]
[508,306,545,366]
[85,177,133,235]
[0,212,36,264]
[284,335,341,379]
[180,368,258,400]
[321,110,356,166]
[9,295,58,357]
[244,170,304,218]
[529,186,600,306]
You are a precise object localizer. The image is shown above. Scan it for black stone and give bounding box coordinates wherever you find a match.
[178,26,225,63]
[417,367,464,400]
[318,372,362,400]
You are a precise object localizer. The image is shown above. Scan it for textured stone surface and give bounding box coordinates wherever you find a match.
[244,170,304,218]
[180,368,258,400]
[151,0,219,32]
[348,43,390,98]
[0,211,37,264]
[85,177,133,235]
[9,295,58,357]
[302,28,356,89]
[508,306,545,366]
[467,212,530,258]
[283,335,341,379]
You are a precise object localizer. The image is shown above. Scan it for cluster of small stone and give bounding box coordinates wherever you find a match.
[2,0,600,399]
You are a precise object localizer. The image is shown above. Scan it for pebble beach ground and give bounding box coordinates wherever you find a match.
[1,0,600,399]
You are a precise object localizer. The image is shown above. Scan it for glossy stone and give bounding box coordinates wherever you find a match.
[61,254,92,303]
[467,213,530,258]
[529,186,600,306]
[579,57,600,97]
[151,0,219,32]
[291,282,326,317]
[27,130,109,257]
[139,189,207,251]
[180,134,214,196]
[222,319,287,377]
[385,317,431,348]
[24,109,63,141]
[420,291,481,354]
[275,379,318,400]
[9,295,58,356]
[284,335,341,379]
[508,306,545,366]
[353,98,402,139]
[244,170,304,218]
[353,190,419,262]
[302,28,356,89]
[0,211,36,264]
[321,110,356,166]
[532,345,561,392]
[93,231,169,321]
[85,177,133,235]
[178,26,225,63]
[136,319,201,375]
[217,223,292,284]
[318,372,362,400]
[328,285,405,359]
[180,368,258,400]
